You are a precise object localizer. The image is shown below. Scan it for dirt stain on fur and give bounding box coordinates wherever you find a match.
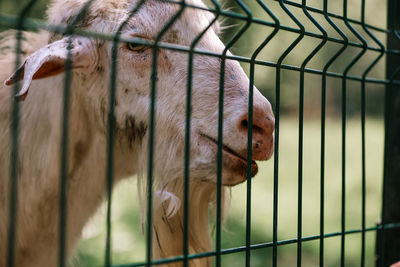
[117,115,147,148]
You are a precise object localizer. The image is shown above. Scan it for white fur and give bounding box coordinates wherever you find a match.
[0,1,274,266]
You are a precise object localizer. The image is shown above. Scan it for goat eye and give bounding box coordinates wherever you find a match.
[126,42,147,52]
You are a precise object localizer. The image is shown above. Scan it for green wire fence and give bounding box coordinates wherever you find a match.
[1,0,400,266]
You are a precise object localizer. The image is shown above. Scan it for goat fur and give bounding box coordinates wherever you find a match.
[0,1,274,266]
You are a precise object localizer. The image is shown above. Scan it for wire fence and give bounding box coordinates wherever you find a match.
[1,0,400,266]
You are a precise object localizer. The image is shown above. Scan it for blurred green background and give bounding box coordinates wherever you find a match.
[0,0,387,266]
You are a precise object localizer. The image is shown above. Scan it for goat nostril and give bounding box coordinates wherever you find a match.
[240,119,248,130]
[238,108,274,137]
[255,140,262,148]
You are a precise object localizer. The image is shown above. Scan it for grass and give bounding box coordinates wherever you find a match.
[74,116,384,267]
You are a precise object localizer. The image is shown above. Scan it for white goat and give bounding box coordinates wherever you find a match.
[0,0,275,266]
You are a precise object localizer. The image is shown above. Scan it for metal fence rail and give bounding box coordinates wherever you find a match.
[1,0,399,266]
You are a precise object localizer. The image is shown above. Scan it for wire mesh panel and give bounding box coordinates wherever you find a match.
[0,0,399,267]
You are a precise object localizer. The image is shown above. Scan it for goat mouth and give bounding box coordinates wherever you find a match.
[199,133,258,182]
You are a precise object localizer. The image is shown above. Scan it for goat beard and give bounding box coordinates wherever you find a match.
[137,171,230,267]
[135,134,231,266]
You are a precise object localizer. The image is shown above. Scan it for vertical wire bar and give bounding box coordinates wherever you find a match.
[214,2,252,266]
[105,36,117,267]
[319,63,325,267]
[146,4,186,265]
[297,2,327,266]
[359,0,385,265]
[341,2,367,265]
[56,4,96,266]
[221,2,252,266]
[293,7,305,267]
[273,2,305,266]
[246,0,280,265]
[147,38,156,267]
[360,4,367,261]
[246,0,280,263]
[105,2,146,266]
[340,34,347,267]
[183,41,191,267]
[215,37,224,267]
[379,3,393,262]
[105,37,117,267]
[297,64,304,267]
[320,1,348,265]
[6,1,39,265]
[360,35,367,267]
[379,0,400,262]
[341,31,347,267]
[58,36,73,267]
[380,65,400,266]
[244,4,254,265]
[7,30,21,267]
[273,54,280,267]
[211,2,224,265]
[247,2,280,263]
[183,3,219,266]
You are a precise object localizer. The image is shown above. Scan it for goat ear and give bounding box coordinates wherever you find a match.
[4,37,93,101]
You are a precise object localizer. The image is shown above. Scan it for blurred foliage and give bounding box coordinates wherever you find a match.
[0,0,48,17]
[0,0,48,31]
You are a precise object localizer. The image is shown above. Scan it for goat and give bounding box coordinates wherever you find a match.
[0,0,275,266]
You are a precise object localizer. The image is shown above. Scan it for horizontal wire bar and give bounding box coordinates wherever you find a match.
[0,10,399,58]
[0,13,397,86]
[111,223,400,267]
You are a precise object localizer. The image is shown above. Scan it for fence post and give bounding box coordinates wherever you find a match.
[376,0,400,266]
